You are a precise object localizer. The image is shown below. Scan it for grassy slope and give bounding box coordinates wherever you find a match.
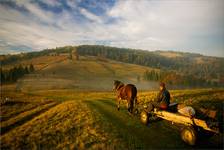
[1,89,223,149]
[11,55,157,91]
[1,53,223,149]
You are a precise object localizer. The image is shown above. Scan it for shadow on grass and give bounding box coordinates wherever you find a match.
[1,101,53,122]
[1,102,59,135]
[1,101,29,106]
[192,99,224,135]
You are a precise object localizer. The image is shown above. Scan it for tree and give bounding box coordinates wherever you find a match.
[69,52,72,60]
[29,64,35,72]
[70,48,79,61]
[0,69,5,83]
[25,66,29,74]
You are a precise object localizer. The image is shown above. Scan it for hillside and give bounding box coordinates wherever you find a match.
[1,46,223,149]
[1,45,223,89]
[2,55,159,91]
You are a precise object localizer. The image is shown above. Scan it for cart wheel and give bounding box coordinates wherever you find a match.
[140,110,148,125]
[181,126,197,146]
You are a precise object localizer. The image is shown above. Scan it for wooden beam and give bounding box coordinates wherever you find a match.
[154,110,219,133]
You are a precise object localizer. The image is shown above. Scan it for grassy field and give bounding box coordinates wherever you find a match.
[1,87,223,149]
[3,55,158,92]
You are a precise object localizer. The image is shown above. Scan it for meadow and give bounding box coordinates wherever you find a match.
[1,86,223,150]
[5,55,157,92]
[1,54,223,149]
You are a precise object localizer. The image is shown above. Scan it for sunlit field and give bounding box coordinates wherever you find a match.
[1,0,224,149]
[1,86,223,149]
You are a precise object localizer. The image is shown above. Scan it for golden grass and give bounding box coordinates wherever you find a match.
[158,51,183,58]
[0,100,126,150]
[2,55,157,91]
[1,88,223,149]
[1,102,57,130]
[1,101,49,121]
[1,55,68,71]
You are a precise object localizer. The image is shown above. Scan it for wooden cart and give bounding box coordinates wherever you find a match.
[139,103,220,146]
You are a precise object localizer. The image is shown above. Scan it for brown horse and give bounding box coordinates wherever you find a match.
[113,80,137,113]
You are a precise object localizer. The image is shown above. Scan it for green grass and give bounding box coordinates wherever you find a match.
[1,88,223,149]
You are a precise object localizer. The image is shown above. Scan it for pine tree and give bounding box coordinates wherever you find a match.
[29,64,35,72]
[25,66,29,74]
[0,69,5,83]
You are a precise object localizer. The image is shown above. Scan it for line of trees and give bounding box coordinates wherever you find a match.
[1,64,34,84]
[76,45,223,79]
[1,46,74,65]
[143,70,163,81]
[143,70,219,87]
[76,45,223,87]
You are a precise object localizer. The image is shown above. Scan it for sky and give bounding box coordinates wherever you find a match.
[0,0,224,57]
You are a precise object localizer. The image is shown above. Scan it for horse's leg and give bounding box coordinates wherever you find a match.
[134,97,137,107]
[127,101,130,112]
[130,99,134,113]
[117,97,121,111]
[127,100,133,113]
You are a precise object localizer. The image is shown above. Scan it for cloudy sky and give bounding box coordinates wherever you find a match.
[0,0,224,56]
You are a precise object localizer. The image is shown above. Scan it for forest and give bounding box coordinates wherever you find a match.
[0,64,34,83]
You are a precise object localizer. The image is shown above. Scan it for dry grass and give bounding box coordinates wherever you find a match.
[1,55,68,71]
[1,101,51,121]
[0,100,126,150]
[1,88,223,149]
[3,55,156,91]
[1,102,58,132]
[158,51,183,58]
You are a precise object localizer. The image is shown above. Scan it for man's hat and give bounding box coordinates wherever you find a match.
[159,82,165,88]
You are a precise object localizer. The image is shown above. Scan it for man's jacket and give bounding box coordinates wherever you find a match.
[156,89,170,106]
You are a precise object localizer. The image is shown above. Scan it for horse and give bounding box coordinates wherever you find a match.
[113,80,137,113]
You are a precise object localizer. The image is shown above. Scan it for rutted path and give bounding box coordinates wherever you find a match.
[1,102,59,135]
[1,101,53,122]
[0,100,127,150]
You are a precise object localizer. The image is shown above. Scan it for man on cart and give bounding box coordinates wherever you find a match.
[148,82,170,112]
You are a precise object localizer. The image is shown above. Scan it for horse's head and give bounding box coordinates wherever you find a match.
[113,80,124,91]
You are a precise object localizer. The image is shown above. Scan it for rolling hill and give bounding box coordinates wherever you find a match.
[1,45,223,91]
[1,46,223,149]
[2,55,158,91]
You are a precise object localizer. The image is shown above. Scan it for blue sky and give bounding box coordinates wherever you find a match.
[0,0,223,57]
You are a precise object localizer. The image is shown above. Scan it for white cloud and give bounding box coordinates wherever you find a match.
[40,0,62,7]
[106,0,224,54]
[0,0,223,56]
[79,8,103,23]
